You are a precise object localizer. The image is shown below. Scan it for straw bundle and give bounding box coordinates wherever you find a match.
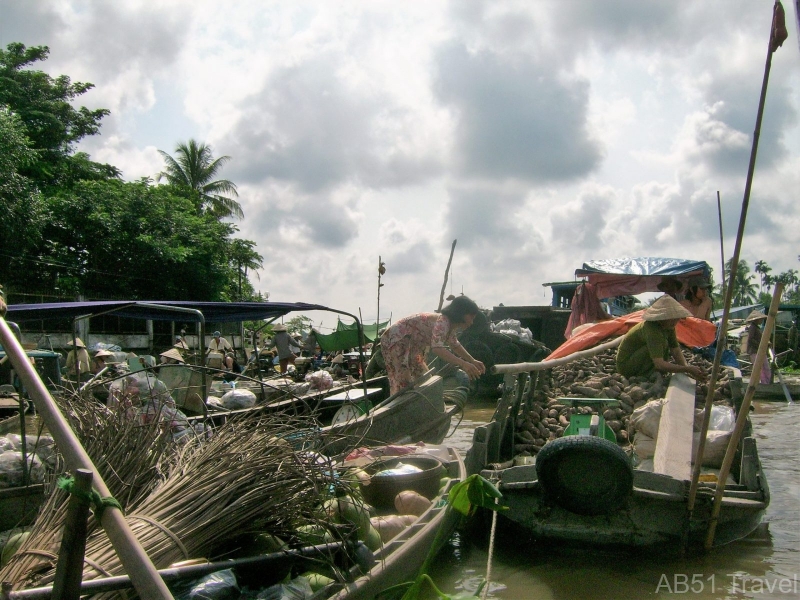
[19,411,340,595]
[0,389,182,588]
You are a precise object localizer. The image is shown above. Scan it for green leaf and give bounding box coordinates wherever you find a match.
[448,474,506,516]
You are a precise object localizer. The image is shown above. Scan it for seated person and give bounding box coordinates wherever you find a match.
[616,295,705,380]
[222,351,242,382]
[207,331,232,355]
[680,277,713,320]
[92,349,115,375]
[159,348,186,365]
[656,276,684,300]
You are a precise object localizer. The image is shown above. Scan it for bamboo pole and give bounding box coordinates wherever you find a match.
[687,2,782,519]
[716,191,726,307]
[438,240,457,312]
[0,317,174,600]
[492,336,623,374]
[52,469,93,600]
[704,283,782,549]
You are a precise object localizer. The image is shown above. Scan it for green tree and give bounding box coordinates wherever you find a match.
[754,260,772,293]
[0,108,44,269]
[33,179,235,299]
[228,238,263,300]
[723,259,758,306]
[157,140,243,219]
[0,43,118,189]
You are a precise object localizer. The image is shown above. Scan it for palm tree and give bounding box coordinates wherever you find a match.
[724,259,758,306]
[229,239,263,300]
[157,140,243,219]
[754,260,771,293]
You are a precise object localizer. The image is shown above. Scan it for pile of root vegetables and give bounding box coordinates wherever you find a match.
[514,348,736,456]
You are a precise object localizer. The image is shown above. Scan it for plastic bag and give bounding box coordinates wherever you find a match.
[253,576,313,600]
[629,399,664,439]
[174,569,239,600]
[220,388,257,410]
[709,405,735,432]
[0,452,45,489]
[305,370,333,391]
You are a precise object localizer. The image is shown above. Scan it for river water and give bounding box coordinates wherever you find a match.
[429,400,800,600]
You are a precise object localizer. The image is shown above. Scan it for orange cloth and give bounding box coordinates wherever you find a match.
[546,309,717,360]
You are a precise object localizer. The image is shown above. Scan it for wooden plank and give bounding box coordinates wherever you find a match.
[654,373,695,480]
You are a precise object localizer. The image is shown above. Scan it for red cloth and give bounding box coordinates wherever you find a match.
[546,310,717,360]
[564,283,611,339]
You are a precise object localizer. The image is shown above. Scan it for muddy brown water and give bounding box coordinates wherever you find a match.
[428,400,800,599]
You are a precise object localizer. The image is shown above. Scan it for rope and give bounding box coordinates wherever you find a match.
[482,497,500,600]
[57,476,124,520]
[127,514,190,560]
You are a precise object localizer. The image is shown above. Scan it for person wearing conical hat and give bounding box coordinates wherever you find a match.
[92,349,115,375]
[159,348,186,365]
[64,337,91,376]
[616,296,705,380]
[744,310,771,384]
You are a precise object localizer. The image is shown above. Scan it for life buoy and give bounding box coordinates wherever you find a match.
[535,435,633,516]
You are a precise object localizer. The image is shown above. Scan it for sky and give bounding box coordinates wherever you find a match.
[2,0,799,332]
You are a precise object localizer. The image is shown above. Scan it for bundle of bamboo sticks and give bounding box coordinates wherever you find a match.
[2,390,344,594]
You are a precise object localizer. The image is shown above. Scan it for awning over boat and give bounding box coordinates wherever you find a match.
[5,300,335,323]
[575,257,711,298]
[313,319,389,352]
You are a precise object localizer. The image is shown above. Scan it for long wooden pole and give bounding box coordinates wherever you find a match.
[716,191,726,307]
[438,240,457,312]
[687,3,780,519]
[0,317,174,600]
[704,283,782,549]
[492,336,623,374]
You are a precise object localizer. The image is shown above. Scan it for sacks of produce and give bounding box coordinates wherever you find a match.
[394,490,431,516]
[629,399,664,439]
[220,388,257,410]
[0,452,44,489]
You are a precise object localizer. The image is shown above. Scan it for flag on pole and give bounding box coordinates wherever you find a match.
[770,1,789,52]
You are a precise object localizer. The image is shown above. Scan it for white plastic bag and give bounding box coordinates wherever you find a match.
[629,399,664,439]
[220,388,257,410]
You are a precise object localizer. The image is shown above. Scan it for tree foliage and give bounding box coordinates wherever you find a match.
[157,140,243,219]
[1,43,262,302]
[0,107,44,255]
[0,43,119,189]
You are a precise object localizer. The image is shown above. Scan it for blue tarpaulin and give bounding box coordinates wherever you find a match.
[6,300,336,323]
[574,257,711,299]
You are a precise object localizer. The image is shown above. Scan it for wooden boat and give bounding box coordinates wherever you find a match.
[0,400,47,532]
[465,370,769,551]
[320,374,463,456]
[314,444,466,600]
[196,372,464,456]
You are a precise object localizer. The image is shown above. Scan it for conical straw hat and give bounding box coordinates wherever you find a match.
[744,310,767,323]
[94,349,114,359]
[66,337,86,348]
[643,295,692,321]
[159,348,185,363]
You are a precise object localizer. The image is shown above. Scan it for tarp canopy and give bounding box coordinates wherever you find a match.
[313,319,389,352]
[547,310,718,360]
[575,257,711,299]
[6,300,336,324]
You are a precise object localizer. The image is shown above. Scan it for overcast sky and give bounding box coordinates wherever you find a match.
[3,0,799,331]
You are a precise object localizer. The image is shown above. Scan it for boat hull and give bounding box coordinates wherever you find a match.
[324,445,465,600]
[321,375,457,455]
[476,436,769,551]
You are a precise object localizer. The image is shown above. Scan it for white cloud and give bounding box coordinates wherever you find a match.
[2,0,798,330]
